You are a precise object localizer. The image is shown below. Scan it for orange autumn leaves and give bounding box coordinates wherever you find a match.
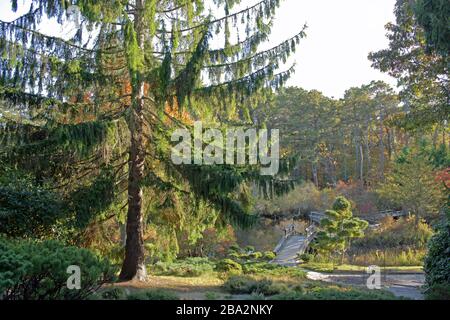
[164,96,193,125]
[66,80,193,126]
[115,81,194,126]
[436,168,450,189]
[120,81,193,125]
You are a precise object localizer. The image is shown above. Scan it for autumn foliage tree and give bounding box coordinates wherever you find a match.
[377,150,445,223]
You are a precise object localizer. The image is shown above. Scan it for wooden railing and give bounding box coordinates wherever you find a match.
[306,224,316,237]
[273,223,297,254]
[359,209,408,222]
[308,211,325,224]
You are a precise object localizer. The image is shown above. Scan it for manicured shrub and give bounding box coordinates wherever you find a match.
[0,171,64,239]
[0,238,116,300]
[126,289,178,300]
[249,252,263,260]
[272,285,398,300]
[228,244,241,253]
[153,257,215,277]
[242,262,277,273]
[223,275,287,296]
[424,221,450,289]
[222,275,251,294]
[299,253,313,263]
[204,291,219,300]
[425,284,450,300]
[241,262,306,278]
[215,259,242,274]
[244,246,255,253]
[263,251,276,261]
[227,252,241,260]
[223,276,268,294]
[98,287,127,300]
[224,274,397,300]
[265,283,290,296]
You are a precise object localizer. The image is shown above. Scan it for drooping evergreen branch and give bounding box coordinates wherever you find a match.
[156,0,278,34]
[162,26,305,75]
[197,63,295,93]
[204,26,305,69]
[0,20,95,53]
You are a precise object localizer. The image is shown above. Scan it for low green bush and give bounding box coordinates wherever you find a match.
[266,283,290,295]
[223,276,248,294]
[299,253,313,263]
[228,244,240,253]
[227,252,241,260]
[241,262,306,278]
[223,275,289,296]
[227,247,274,264]
[0,170,64,239]
[215,259,242,274]
[244,246,255,253]
[224,274,398,300]
[98,287,127,300]
[242,262,277,274]
[249,252,263,260]
[126,289,178,300]
[272,285,398,300]
[425,284,450,300]
[204,291,219,300]
[0,238,116,300]
[263,251,276,261]
[424,221,450,289]
[223,276,269,294]
[153,257,215,277]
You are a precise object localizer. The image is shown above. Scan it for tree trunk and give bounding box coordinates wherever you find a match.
[119,222,127,247]
[432,126,439,148]
[365,127,371,181]
[359,144,364,183]
[119,0,147,282]
[392,127,397,159]
[326,157,337,186]
[312,162,319,188]
[354,138,360,180]
[386,128,393,161]
[379,112,385,180]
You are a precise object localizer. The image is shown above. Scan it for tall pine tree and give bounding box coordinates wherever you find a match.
[0,0,305,281]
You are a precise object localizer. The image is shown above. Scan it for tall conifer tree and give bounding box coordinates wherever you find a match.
[0,0,305,280]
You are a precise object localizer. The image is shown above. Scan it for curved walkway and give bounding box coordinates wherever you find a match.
[272,235,306,266]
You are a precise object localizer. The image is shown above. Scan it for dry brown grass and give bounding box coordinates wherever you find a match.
[108,275,226,300]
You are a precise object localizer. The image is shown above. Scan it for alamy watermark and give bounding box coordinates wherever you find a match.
[171,121,280,176]
[366,265,382,290]
[66,265,81,290]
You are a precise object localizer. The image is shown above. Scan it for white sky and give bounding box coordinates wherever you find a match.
[0,0,397,98]
[267,0,397,98]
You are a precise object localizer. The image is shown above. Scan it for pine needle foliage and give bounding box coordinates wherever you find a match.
[0,0,305,280]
